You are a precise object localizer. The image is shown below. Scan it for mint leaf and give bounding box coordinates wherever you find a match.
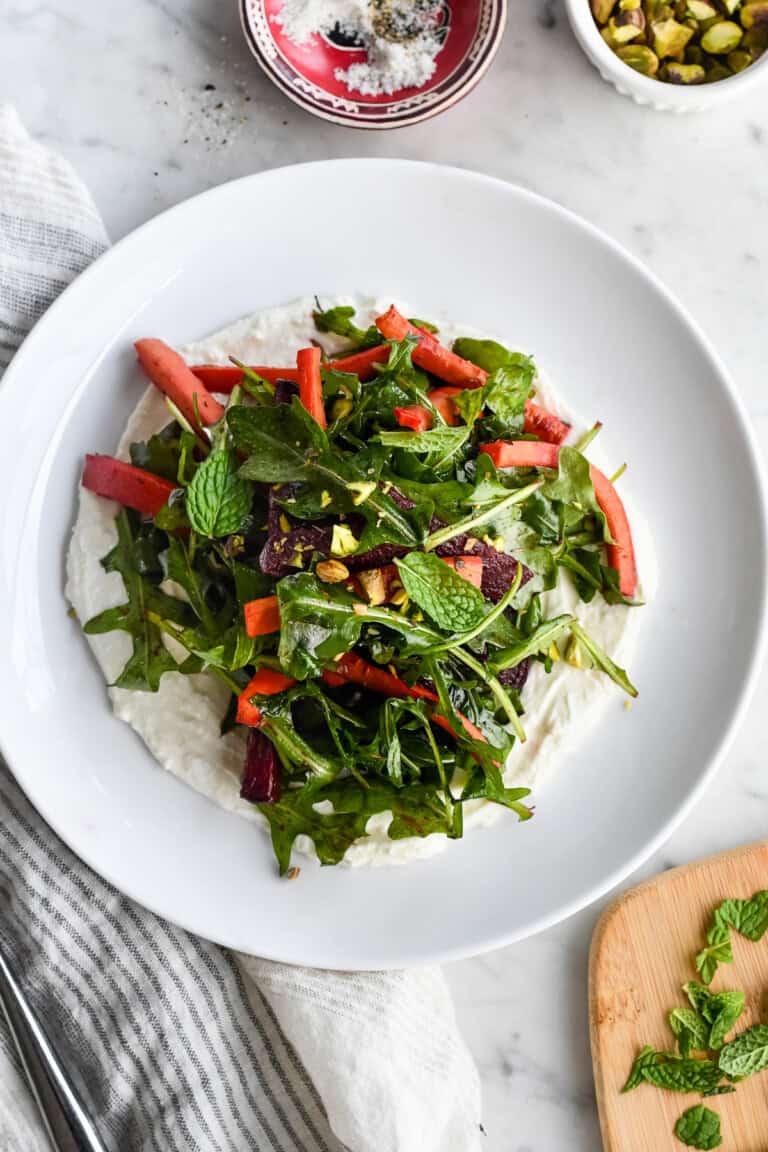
[669,1008,710,1057]
[707,991,745,1051]
[683,981,716,1019]
[622,1046,661,1093]
[377,426,471,457]
[718,1024,768,1078]
[674,1105,722,1149]
[186,450,253,538]
[714,892,768,942]
[702,1085,736,1097]
[642,1058,723,1094]
[395,551,488,632]
[696,920,733,985]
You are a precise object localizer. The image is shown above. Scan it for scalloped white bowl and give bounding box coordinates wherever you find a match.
[565,0,768,111]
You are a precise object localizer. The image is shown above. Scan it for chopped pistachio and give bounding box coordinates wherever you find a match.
[330,397,354,421]
[663,58,707,78]
[548,642,562,662]
[721,0,740,11]
[741,2,768,28]
[357,568,389,606]
[651,16,694,55]
[352,602,368,617]
[728,47,753,68]
[564,635,584,669]
[330,524,360,557]
[704,60,732,78]
[316,560,350,584]
[686,0,717,18]
[320,489,333,509]
[604,9,645,41]
[592,0,617,21]
[617,42,660,70]
[278,513,292,533]
[620,0,642,8]
[390,587,409,607]
[346,479,377,506]
[744,24,768,52]
[701,19,742,49]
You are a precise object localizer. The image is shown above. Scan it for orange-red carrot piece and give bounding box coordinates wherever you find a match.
[82,455,176,517]
[190,365,299,389]
[297,346,327,429]
[394,405,431,432]
[441,554,484,590]
[236,668,296,728]
[135,338,225,429]
[523,402,571,445]
[189,344,390,394]
[479,440,637,596]
[375,306,487,389]
[244,596,281,638]
[321,652,486,744]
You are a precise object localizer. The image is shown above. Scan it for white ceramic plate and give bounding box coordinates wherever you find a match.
[1,161,765,970]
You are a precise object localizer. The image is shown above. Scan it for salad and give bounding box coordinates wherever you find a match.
[72,300,641,875]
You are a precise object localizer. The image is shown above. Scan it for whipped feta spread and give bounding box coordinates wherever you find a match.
[66,297,655,867]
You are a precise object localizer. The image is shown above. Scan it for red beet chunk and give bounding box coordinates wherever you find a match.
[241,730,282,804]
[497,659,531,693]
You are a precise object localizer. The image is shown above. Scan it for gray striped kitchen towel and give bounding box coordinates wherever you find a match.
[0,105,482,1152]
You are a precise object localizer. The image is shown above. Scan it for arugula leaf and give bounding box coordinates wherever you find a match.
[186,450,253,538]
[569,621,638,698]
[622,1045,660,1092]
[258,776,455,874]
[130,424,181,481]
[276,574,365,679]
[669,1008,710,1057]
[674,1105,722,1150]
[162,536,217,635]
[229,398,328,481]
[313,303,380,349]
[395,552,488,632]
[541,447,609,542]
[718,1025,768,1078]
[452,337,530,375]
[84,510,189,691]
[492,615,573,672]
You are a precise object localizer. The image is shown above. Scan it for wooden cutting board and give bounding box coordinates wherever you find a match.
[590,841,768,1151]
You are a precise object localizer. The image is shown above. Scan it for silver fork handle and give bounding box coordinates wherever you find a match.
[0,940,106,1152]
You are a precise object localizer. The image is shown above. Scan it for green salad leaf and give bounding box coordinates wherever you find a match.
[186,450,253,538]
[674,1105,722,1150]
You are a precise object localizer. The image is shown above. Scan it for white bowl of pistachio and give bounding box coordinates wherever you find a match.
[565,0,768,110]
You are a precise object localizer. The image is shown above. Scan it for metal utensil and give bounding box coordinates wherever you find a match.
[0,938,106,1151]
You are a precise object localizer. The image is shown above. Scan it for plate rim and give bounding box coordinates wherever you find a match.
[1,159,766,968]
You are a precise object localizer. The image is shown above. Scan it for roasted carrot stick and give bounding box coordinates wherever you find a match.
[297,346,326,429]
[134,338,225,429]
[82,455,176,516]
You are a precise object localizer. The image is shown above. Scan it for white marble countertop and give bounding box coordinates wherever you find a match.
[5,1,768,1148]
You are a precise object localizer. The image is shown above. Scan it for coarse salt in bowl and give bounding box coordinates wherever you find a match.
[240,0,507,128]
[564,0,768,111]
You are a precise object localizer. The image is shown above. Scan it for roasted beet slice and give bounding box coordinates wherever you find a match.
[241,729,282,804]
[497,659,531,693]
[274,378,299,406]
[344,542,411,572]
[480,550,532,603]
[260,524,332,578]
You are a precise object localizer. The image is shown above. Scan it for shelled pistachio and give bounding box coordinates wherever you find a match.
[590,0,768,83]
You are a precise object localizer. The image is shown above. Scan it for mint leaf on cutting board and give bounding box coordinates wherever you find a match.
[706,991,746,1051]
[641,1058,723,1094]
[718,1024,768,1078]
[674,1105,722,1150]
[669,1007,711,1058]
[186,450,253,538]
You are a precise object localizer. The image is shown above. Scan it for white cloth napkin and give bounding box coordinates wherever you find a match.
[0,104,482,1152]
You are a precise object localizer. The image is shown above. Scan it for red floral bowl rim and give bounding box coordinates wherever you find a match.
[239,0,508,130]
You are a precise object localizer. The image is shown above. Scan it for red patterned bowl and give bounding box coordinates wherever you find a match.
[239,1,507,129]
